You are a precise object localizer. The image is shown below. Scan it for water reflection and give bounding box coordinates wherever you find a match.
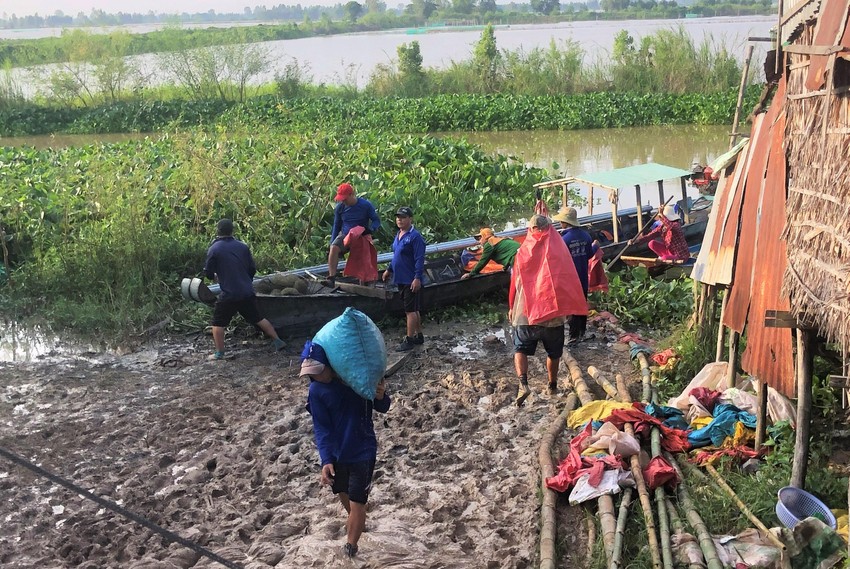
[0,322,63,362]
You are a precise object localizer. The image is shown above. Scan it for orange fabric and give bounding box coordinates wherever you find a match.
[511,225,587,324]
[343,226,378,282]
[587,248,609,293]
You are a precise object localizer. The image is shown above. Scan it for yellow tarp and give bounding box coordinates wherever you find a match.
[567,400,633,429]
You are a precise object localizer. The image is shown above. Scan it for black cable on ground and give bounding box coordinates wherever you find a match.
[0,446,243,569]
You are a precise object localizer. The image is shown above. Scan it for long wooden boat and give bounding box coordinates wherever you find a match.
[181,163,710,336]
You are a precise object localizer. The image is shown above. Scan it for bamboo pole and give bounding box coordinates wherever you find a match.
[635,185,644,232]
[588,366,619,400]
[726,329,739,389]
[610,488,633,569]
[703,464,786,550]
[666,498,706,569]
[636,352,652,403]
[615,374,630,403]
[730,44,755,148]
[715,288,729,362]
[562,354,617,562]
[791,329,813,488]
[540,392,579,569]
[667,454,724,569]
[587,511,597,560]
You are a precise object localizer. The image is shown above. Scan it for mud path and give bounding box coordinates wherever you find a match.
[0,320,638,569]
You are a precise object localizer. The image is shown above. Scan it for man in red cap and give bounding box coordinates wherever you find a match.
[327,183,381,286]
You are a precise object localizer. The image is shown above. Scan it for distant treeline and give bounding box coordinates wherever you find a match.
[1,0,772,68]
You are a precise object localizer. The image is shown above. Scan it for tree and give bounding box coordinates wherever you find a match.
[452,0,476,14]
[473,24,501,92]
[397,40,426,95]
[530,0,560,14]
[407,0,438,19]
[479,0,497,14]
[344,1,364,21]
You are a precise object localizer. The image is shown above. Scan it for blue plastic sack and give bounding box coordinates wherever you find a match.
[313,307,387,400]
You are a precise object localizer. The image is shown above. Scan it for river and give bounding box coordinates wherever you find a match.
[10,15,773,92]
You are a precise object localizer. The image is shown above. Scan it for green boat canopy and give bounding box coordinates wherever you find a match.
[571,163,693,191]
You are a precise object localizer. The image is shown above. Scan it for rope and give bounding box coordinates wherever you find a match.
[0,446,243,569]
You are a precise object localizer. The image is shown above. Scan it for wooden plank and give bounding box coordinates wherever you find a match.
[783,44,849,55]
[786,85,850,99]
[384,351,413,378]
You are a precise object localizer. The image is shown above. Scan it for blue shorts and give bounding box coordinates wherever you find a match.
[331,459,376,504]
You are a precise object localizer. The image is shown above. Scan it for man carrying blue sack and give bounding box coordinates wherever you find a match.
[301,340,391,559]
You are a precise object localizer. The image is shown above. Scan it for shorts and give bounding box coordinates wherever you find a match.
[331,459,376,504]
[399,286,422,313]
[211,297,262,327]
[513,324,565,358]
[331,233,350,254]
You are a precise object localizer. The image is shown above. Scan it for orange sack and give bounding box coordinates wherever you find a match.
[514,225,588,324]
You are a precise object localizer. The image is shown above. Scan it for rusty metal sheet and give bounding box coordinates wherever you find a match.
[741,87,795,399]
[724,81,785,332]
[692,136,754,285]
[805,0,850,90]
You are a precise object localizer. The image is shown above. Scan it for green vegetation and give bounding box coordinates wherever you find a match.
[590,267,694,331]
[0,128,545,332]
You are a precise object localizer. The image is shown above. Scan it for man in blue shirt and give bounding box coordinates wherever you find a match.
[327,183,381,286]
[382,206,426,352]
[553,207,595,344]
[204,219,285,360]
[301,341,391,559]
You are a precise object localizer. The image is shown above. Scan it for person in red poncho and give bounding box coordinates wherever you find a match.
[509,214,588,407]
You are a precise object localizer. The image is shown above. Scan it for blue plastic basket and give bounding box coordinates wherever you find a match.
[775,486,837,530]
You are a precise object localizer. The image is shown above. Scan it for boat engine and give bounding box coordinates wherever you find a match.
[689,163,718,195]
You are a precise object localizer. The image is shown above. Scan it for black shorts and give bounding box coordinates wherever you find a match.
[331,459,376,504]
[331,233,350,254]
[513,324,565,358]
[399,285,422,313]
[211,297,262,327]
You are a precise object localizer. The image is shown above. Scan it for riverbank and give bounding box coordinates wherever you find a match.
[0,316,631,568]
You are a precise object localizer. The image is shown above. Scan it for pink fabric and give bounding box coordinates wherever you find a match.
[651,348,677,366]
[545,423,624,492]
[342,226,378,282]
[605,403,691,453]
[587,248,609,293]
[642,456,679,491]
[512,224,587,324]
[689,387,722,413]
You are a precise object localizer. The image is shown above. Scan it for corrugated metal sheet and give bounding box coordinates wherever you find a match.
[741,90,795,399]
[571,163,692,191]
[781,0,822,43]
[804,0,850,90]
[691,138,753,285]
[724,85,785,333]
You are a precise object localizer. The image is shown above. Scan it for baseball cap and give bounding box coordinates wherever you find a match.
[474,227,494,242]
[395,206,413,218]
[334,183,355,202]
[299,340,329,377]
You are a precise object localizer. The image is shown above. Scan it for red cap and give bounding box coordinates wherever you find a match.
[334,183,354,201]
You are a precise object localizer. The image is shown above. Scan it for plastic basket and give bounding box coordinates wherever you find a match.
[775,486,837,530]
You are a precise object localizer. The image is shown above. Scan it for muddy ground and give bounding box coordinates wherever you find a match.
[0,316,641,569]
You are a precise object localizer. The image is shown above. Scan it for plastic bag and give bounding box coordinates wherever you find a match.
[667,362,727,411]
[313,307,387,400]
[568,469,621,505]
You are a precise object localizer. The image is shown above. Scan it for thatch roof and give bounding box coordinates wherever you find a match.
[781,0,850,352]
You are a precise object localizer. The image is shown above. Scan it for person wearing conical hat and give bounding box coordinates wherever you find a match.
[460,227,521,279]
[553,206,595,345]
[632,204,689,262]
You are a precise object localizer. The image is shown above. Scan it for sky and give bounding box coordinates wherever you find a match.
[4,1,344,18]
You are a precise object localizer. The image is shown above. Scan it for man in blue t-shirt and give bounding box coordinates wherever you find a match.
[301,340,391,559]
[327,182,381,286]
[553,207,596,344]
[203,218,285,360]
[382,206,426,352]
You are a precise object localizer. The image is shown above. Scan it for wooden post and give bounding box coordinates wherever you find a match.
[731,44,755,149]
[657,180,664,207]
[611,193,620,243]
[791,328,814,489]
[680,177,690,224]
[716,288,729,362]
[635,184,644,232]
[755,378,769,449]
[726,329,739,389]
[589,186,594,215]
[775,0,783,77]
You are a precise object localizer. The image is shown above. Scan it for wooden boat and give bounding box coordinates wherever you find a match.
[181,163,710,336]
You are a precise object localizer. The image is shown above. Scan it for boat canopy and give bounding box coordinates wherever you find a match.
[570,163,692,191]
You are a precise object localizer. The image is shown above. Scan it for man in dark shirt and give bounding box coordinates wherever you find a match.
[302,340,391,559]
[327,183,381,286]
[382,206,426,352]
[204,218,285,360]
[553,207,595,344]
